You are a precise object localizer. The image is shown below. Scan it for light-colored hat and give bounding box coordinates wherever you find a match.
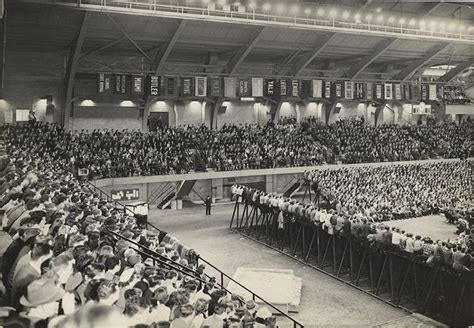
[20,277,65,307]
[256,306,272,320]
[119,268,135,283]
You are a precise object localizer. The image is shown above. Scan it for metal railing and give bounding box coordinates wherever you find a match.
[19,0,474,44]
[109,228,305,327]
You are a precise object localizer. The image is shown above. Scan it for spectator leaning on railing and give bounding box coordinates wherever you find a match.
[232,182,472,273]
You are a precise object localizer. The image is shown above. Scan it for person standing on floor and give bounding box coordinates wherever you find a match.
[205,195,212,215]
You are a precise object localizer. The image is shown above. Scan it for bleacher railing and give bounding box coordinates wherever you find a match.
[108,228,305,328]
[229,197,474,326]
[18,0,474,44]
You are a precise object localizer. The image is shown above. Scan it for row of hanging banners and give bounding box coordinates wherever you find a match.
[97,73,444,102]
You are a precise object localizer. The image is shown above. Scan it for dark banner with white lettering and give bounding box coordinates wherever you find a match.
[291,79,301,97]
[238,78,252,97]
[181,77,193,96]
[355,83,365,99]
[375,83,384,100]
[324,81,332,99]
[146,76,160,96]
[264,79,277,97]
[402,84,411,100]
[132,76,143,95]
[210,77,223,97]
[334,82,343,98]
[165,77,177,96]
[279,79,288,97]
[420,84,428,101]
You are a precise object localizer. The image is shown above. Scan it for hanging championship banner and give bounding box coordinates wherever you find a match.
[324,81,332,99]
[146,76,160,96]
[344,82,354,99]
[355,83,364,99]
[251,78,264,97]
[264,79,277,97]
[195,76,208,97]
[366,82,373,100]
[394,84,402,100]
[437,85,444,100]
[115,74,122,94]
[403,84,411,100]
[121,75,127,94]
[421,84,428,101]
[302,80,312,98]
[210,77,223,97]
[279,79,288,96]
[238,78,251,97]
[181,77,193,96]
[412,85,421,101]
[166,77,177,96]
[375,83,383,100]
[428,84,437,100]
[312,80,323,98]
[291,79,301,97]
[104,74,112,93]
[132,76,143,95]
[335,82,343,98]
[98,73,105,93]
[224,77,237,98]
[384,83,393,100]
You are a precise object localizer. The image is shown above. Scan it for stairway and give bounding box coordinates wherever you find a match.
[283,181,301,198]
[149,182,178,209]
[176,180,197,199]
[157,191,176,209]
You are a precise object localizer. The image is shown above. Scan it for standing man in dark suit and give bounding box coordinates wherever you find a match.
[205,195,212,215]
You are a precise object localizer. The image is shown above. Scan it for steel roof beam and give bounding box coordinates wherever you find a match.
[105,13,152,62]
[342,38,397,80]
[154,20,187,75]
[292,33,336,77]
[226,26,268,76]
[393,42,453,81]
[64,11,91,127]
[438,59,474,83]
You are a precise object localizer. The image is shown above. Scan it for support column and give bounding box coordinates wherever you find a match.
[212,178,223,201]
[201,100,206,124]
[295,103,301,123]
[173,102,178,127]
[265,175,273,194]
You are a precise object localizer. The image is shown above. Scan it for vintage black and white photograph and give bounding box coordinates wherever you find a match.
[0,0,472,327]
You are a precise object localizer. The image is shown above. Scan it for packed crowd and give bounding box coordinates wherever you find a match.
[0,140,279,327]
[304,161,472,221]
[3,119,472,179]
[232,184,473,272]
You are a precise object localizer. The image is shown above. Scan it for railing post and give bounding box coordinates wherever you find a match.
[220,271,224,289]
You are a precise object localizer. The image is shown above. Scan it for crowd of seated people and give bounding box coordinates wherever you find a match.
[443,86,471,105]
[232,185,473,273]
[304,161,471,222]
[2,118,472,180]
[0,141,279,327]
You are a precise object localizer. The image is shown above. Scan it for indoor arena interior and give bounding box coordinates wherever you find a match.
[0,0,472,327]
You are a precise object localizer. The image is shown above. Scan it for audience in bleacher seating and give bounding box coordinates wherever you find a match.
[3,119,472,180]
[231,178,473,273]
[443,86,471,105]
[0,139,278,327]
[304,161,471,222]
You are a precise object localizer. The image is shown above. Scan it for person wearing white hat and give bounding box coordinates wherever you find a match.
[19,276,65,324]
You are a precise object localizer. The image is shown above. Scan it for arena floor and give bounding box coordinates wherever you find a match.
[149,204,408,327]
[384,215,457,242]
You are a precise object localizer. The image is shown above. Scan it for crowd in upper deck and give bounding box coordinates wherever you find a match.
[3,118,472,179]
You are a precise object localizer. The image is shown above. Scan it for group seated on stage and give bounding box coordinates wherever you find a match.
[231,176,473,273]
[0,141,279,327]
[3,119,472,179]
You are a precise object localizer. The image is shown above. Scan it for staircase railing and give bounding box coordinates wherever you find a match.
[149,182,177,205]
[109,229,304,328]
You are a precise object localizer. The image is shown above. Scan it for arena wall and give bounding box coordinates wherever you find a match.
[0,49,65,124]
